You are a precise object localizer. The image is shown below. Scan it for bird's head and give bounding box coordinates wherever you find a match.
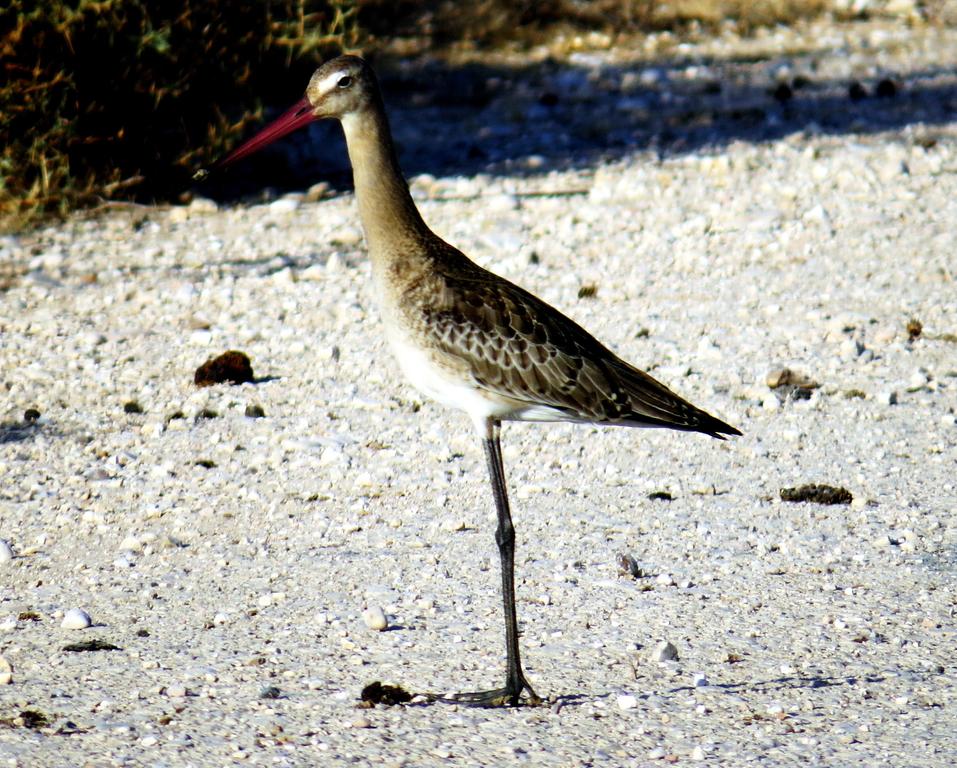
[195,55,376,178]
[305,55,377,120]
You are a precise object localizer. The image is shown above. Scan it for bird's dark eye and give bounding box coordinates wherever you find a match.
[337,76,353,89]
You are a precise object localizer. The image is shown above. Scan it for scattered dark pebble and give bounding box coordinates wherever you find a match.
[844,389,867,399]
[166,410,186,422]
[780,484,853,505]
[195,459,217,469]
[647,491,673,501]
[245,404,266,418]
[791,75,811,90]
[772,83,793,103]
[194,350,254,387]
[55,720,85,736]
[360,681,413,707]
[260,686,282,700]
[196,408,219,420]
[538,91,559,107]
[876,78,897,98]
[123,401,144,414]
[849,81,867,101]
[62,639,122,652]
[906,318,923,341]
[577,284,598,299]
[23,408,40,423]
[617,553,645,579]
[17,611,41,622]
[136,628,150,638]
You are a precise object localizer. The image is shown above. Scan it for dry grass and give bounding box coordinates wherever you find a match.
[0,0,357,232]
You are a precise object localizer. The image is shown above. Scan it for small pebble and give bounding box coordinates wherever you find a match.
[362,606,388,631]
[616,693,639,710]
[0,539,14,562]
[692,672,709,687]
[0,656,12,684]
[269,197,300,214]
[877,390,899,406]
[650,641,679,662]
[617,553,644,578]
[691,745,706,761]
[648,747,667,760]
[61,608,92,630]
[166,683,188,698]
[351,716,373,729]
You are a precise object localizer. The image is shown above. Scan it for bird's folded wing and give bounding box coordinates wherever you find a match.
[422,275,712,430]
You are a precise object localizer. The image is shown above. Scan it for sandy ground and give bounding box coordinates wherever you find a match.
[2,18,956,768]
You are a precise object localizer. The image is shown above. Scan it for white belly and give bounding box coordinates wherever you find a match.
[385,327,571,432]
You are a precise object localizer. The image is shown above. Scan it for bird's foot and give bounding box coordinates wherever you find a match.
[427,677,542,708]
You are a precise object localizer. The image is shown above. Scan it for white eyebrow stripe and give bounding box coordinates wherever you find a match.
[316,71,345,94]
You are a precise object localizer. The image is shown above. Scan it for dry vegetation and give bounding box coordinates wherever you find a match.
[0,1,937,231]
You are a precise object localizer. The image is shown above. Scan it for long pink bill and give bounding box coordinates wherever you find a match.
[194,96,315,181]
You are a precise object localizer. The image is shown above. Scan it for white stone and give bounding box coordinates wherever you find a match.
[269,197,300,215]
[362,606,388,631]
[650,641,679,662]
[0,539,13,563]
[61,608,92,630]
[119,535,142,553]
[616,693,639,710]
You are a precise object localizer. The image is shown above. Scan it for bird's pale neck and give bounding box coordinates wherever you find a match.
[340,107,431,261]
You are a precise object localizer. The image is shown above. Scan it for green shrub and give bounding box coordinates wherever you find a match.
[0,0,357,230]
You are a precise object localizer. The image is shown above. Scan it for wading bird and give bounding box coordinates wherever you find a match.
[202,55,740,706]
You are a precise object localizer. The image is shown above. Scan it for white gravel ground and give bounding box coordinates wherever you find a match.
[2,20,956,768]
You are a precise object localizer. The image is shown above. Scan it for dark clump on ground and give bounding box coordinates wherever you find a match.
[906,318,923,341]
[194,350,255,387]
[360,681,414,707]
[62,640,122,652]
[0,710,53,730]
[780,484,853,505]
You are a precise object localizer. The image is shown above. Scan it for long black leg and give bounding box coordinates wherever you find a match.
[484,433,533,702]
[426,426,541,706]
